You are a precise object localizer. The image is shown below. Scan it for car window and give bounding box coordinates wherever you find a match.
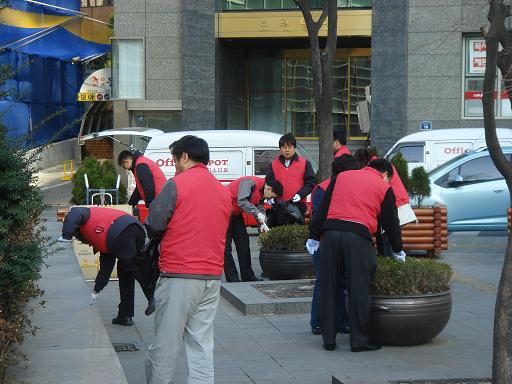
[446,155,502,183]
[390,144,424,163]
[254,149,280,176]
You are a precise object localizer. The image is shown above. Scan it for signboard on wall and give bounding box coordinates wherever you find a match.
[77,68,112,102]
[468,39,486,74]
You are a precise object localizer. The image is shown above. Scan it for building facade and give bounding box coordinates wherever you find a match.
[112,0,501,158]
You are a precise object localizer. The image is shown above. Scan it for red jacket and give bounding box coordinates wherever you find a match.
[227,176,265,216]
[79,207,128,254]
[334,146,351,157]
[159,164,231,276]
[389,164,410,207]
[327,167,391,235]
[271,156,307,202]
[133,155,167,202]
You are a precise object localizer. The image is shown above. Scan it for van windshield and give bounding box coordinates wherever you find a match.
[296,144,319,172]
[428,152,470,175]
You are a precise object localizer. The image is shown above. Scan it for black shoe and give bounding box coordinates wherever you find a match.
[351,343,381,352]
[243,276,263,282]
[323,342,336,351]
[311,326,322,335]
[226,276,241,283]
[145,298,155,316]
[112,316,134,326]
[338,325,350,334]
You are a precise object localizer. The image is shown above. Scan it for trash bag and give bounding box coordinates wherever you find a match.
[135,239,160,298]
[266,201,304,228]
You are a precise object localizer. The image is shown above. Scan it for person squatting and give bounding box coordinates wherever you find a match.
[58,131,410,384]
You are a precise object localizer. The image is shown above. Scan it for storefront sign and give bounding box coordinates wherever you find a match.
[77,68,111,102]
[469,39,486,74]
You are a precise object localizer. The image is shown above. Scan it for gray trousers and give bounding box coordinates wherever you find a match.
[145,278,221,384]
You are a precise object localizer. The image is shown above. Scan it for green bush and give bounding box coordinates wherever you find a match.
[259,224,309,252]
[390,152,410,192]
[409,166,431,207]
[371,256,452,296]
[0,126,51,382]
[71,157,127,205]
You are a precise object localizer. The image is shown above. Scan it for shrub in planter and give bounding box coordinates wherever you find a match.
[369,256,453,346]
[409,166,431,207]
[71,157,127,205]
[258,224,315,280]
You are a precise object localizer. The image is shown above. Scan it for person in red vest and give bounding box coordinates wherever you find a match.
[355,148,416,257]
[144,135,231,384]
[333,131,351,158]
[308,158,403,352]
[309,155,359,336]
[224,177,283,282]
[118,150,167,209]
[265,132,316,216]
[59,206,153,326]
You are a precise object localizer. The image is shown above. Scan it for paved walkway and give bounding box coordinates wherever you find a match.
[13,166,504,383]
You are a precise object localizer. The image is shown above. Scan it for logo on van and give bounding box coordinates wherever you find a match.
[443,147,469,155]
[155,158,230,173]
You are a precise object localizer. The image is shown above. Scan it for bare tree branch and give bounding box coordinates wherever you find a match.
[315,1,329,33]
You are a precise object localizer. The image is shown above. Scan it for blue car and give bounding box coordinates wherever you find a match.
[423,147,512,231]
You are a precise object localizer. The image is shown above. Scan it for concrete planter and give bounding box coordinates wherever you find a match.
[401,205,448,257]
[369,290,452,346]
[259,250,315,280]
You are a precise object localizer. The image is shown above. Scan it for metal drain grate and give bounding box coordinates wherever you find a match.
[113,342,139,352]
[389,379,491,384]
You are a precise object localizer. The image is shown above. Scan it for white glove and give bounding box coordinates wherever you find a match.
[306,239,320,255]
[89,291,100,305]
[292,194,301,203]
[393,250,406,262]
[260,223,270,233]
[256,212,266,224]
[267,198,275,205]
[58,236,72,243]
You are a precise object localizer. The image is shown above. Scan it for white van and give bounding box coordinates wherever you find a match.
[81,128,318,182]
[385,128,512,172]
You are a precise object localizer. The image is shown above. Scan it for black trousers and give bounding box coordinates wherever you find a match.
[93,224,151,317]
[319,230,377,348]
[224,214,256,281]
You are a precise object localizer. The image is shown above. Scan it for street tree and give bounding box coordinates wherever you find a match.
[294,0,337,180]
[481,1,512,382]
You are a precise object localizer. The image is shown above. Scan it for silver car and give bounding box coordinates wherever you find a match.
[423,147,511,231]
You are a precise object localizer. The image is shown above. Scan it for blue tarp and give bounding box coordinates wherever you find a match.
[0,0,111,145]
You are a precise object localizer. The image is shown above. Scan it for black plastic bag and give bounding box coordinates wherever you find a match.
[266,201,304,228]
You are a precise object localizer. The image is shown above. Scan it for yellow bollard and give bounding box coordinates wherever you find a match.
[61,160,74,181]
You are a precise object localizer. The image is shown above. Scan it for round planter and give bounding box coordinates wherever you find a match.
[369,290,452,346]
[259,249,315,280]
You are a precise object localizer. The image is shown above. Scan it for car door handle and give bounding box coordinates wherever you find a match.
[494,189,504,193]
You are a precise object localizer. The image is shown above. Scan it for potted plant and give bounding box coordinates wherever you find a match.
[258,224,315,280]
[369,256,453,346]
[409,166,431,208]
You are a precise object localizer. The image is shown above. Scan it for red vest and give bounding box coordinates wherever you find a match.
[79,207,127,254]
[327,167,391,234]
[271,156,307,202]
[133,156,167,202]
[334,146,351,157]
[314,178,330,194]
[390,164,410,207]
[227,176,265,216]
[159,164,231,276]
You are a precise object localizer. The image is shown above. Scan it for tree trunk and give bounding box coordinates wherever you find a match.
[482,2,512,382]
[295,0,337,181]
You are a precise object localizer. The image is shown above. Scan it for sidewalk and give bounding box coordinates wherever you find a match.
[16,167,503,383]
